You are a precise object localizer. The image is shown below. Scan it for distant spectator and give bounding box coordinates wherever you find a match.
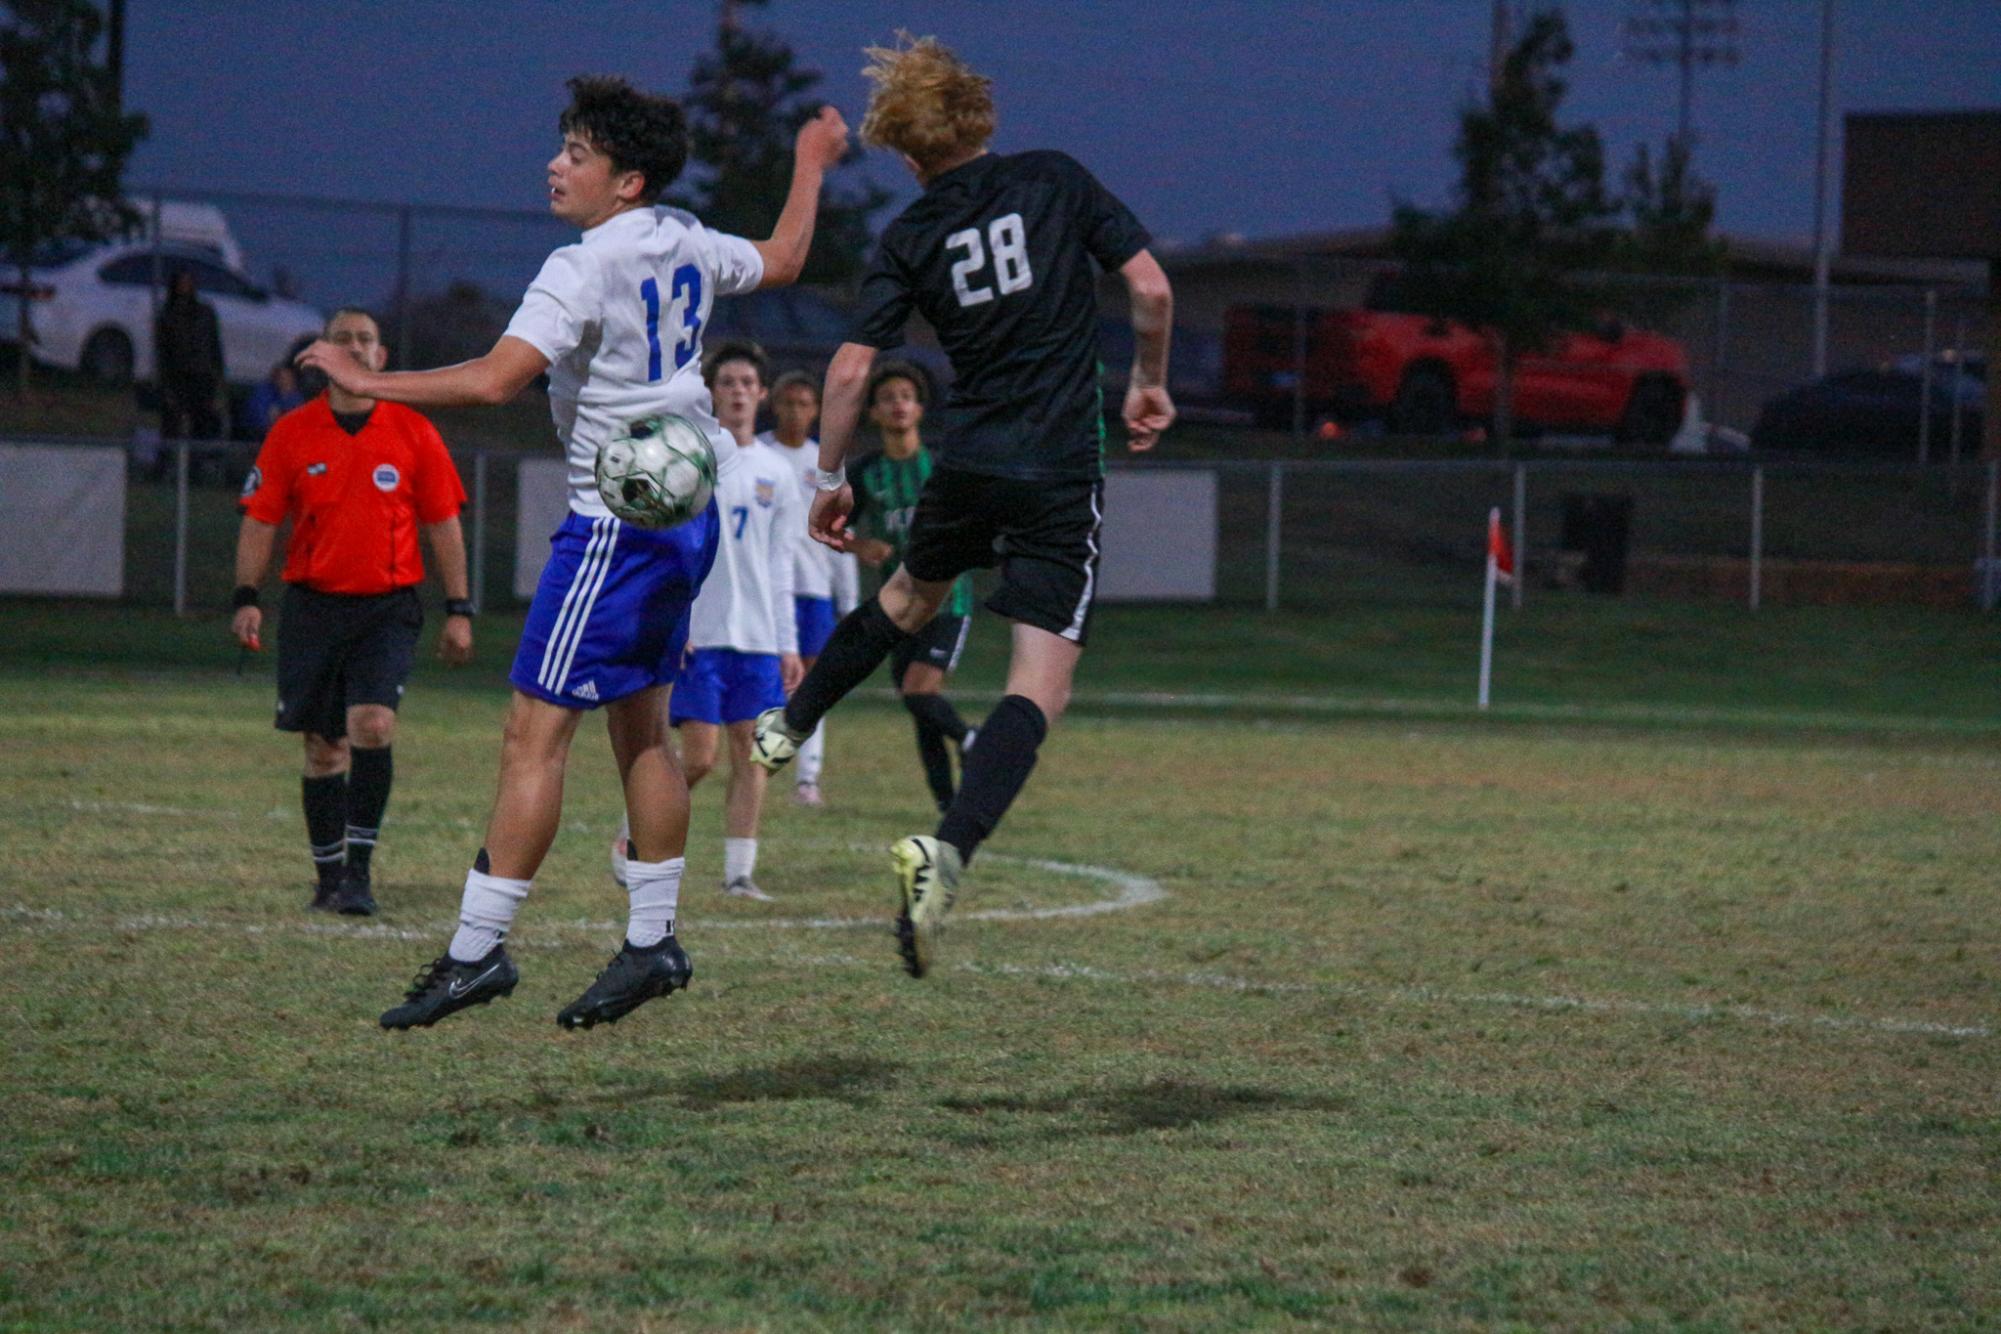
[156,269,224,440]
[240,363,305,440]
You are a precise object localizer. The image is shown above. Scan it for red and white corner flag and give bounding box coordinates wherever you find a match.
[1488,508,1516,586]
[1478,507,1514,710]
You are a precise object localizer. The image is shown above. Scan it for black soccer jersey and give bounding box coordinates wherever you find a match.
[851,150,1150,481]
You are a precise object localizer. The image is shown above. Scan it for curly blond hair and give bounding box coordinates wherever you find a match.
[859,34,996,170]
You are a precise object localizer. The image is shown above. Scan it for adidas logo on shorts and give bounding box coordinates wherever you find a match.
[571,680,600,701]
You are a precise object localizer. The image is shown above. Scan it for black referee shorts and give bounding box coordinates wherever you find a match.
[901,469,1105,646]
[274,585,423,739]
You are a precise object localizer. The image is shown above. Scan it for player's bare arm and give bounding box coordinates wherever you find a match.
[804,340,878,549]
[295,335,550,410]
[230,516,278,648]
[751,107,852,288]
[1120,249,1175,452]
[422,517,475,665]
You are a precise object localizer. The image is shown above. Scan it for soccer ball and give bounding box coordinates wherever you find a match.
[595,413,717,529]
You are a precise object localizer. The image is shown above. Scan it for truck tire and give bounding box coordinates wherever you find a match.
[1389,364,1456,436]
[81,328,135,386]
[1617,376,1684,447]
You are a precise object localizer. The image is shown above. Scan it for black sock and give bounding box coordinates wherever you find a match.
[783,601,910,734]
[936,695,1048,865]
[345,745,393,876]
[303,774,347,886]
[903,691,969,745]
[905,698,957,811]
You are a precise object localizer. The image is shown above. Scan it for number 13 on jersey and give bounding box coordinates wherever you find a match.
[948,212,1033,308]
[640,264,703,381]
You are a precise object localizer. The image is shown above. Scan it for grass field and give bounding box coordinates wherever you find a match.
[3,601,1999,1329]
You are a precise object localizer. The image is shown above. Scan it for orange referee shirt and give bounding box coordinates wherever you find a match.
[240,395,467,595]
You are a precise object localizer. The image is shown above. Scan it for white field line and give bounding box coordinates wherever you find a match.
[2,885,1985,1042]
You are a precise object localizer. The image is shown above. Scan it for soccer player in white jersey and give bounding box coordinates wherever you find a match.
[296,76,848,1029]
[665,340,802,901]
[763,369,859,807]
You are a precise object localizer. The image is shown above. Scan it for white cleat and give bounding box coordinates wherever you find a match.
[724,876,775,902]
[890,835,961,979]
[793,781,826,808]
[750,706,807,773]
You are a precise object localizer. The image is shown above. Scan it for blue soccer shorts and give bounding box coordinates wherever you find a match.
[668,648,785,726]
[793,595,838,658]
[510,504,720,710]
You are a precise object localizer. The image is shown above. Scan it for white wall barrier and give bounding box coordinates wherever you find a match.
[514,457,1219,605]
[0,445,126,597]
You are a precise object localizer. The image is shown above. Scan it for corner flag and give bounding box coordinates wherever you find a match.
[1478,507,1515,710]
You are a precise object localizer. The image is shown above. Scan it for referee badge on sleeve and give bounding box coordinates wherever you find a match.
[240,467,262,498]
[372,464,401,492]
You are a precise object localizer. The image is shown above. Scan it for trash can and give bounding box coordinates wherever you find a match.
[1559,493,1634,595]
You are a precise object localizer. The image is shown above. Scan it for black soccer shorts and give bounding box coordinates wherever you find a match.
[891,614,972,690]
[274,586,423,738]
[901,470,1104,646]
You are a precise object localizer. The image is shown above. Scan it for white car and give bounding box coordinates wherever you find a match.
[1,239,323,385]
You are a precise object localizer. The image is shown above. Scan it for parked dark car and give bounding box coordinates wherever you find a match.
[1750,357,1985,457]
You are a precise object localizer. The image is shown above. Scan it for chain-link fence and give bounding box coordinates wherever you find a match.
[40,439,1997,618]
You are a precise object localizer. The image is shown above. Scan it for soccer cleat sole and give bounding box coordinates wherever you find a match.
[379,978,518,1031]
[891,836,951,980]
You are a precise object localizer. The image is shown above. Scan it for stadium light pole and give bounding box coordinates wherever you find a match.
[1809,0,1835,378]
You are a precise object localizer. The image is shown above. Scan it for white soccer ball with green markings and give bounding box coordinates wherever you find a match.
[595,413,717,529]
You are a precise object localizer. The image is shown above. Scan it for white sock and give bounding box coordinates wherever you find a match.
[624,855,683,948]
[724,837,758,885]
[449,866,530,962]
[798,721,826,785]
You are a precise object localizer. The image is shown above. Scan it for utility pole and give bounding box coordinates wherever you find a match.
[106,0,126,113]
[1489,0,1512,95]
[1809,0,1836,378]
[1621,0,1741,151]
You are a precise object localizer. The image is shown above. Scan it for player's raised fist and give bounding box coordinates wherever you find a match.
[796,105,850,171]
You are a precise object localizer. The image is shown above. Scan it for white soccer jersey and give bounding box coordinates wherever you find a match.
[688,438,801,655]
[504,206,764,517]
[760,431,858,607]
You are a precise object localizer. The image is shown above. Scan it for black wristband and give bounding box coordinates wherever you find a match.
[232,585,260,610]
[444,598,476,619]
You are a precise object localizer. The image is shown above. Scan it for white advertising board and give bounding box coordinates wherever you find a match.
[0,445,127,597]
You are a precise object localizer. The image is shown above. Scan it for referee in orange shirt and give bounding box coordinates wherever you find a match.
[230,307,474,916]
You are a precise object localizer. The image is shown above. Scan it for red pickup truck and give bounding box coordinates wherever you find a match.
[1224,292,1690,443]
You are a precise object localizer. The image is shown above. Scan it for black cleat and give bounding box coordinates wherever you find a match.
[308,878,340,912]
[379,948,518,1030]
[557,937,693,1030]
[330,870,377,917]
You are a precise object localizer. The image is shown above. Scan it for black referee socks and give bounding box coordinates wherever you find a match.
[937,694,1048,865]
[783,600,911,734]
[345,746,393,875]
[302,773,347,888]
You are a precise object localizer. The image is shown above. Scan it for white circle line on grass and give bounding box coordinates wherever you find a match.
[1,899,1986,1042]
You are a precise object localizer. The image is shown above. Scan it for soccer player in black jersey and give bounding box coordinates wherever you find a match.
[753,35,1175,978]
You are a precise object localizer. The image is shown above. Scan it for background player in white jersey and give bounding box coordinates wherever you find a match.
[763,369,859,807]
[666,341,802,901]
[296,77,847,1029]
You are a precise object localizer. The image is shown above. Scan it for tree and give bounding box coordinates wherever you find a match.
[1609,134,1726,327]
[673,0,887,287]
[0,0,147,393]
[1390,8,1619,448]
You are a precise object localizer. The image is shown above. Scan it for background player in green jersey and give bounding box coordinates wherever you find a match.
[847,363,975,812]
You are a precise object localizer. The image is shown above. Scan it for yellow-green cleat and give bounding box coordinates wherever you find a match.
[750,706,806,773]
[891,835,962,979]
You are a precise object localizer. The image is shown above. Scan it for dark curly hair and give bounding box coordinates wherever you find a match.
[559,75,688,203]
[703,338,770,387]
[867,359,931,407]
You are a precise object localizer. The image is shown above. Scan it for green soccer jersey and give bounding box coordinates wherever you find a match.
[849,446,975,617]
